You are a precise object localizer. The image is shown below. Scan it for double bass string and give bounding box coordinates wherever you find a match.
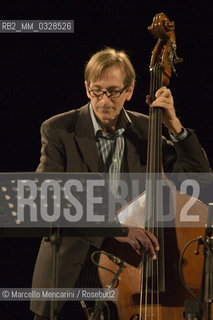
[144,65,163,319]
[151,67,157,320]
[140,61,152,320]
[145,65,154,320]
[152,66,162,320]
[156,67,163,320]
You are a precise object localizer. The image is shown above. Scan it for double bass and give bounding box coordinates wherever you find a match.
[98,13,210,319]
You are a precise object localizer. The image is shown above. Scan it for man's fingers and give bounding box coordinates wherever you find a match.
[146,95,151,105]
[129,238,141,252]
[136,233,158,260]
[145,230,160,251]
[155,86,170,98]
[115,228,160,260]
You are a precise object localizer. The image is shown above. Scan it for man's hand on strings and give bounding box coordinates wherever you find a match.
[146,86,183,135]
[115,227,160,260]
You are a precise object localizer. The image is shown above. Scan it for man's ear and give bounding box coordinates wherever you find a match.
[125,82,135,101]
[85,81,90,99]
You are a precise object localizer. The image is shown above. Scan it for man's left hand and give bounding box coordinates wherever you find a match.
[146,86,183,135]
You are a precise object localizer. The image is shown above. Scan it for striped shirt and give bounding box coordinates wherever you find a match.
[89,104,131,195]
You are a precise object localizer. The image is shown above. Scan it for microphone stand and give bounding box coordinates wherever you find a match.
[88,257,126,320]
[183,203,213,320]
[47,226,62,320]
[200,203,213,320]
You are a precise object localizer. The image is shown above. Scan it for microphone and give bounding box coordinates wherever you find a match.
[107,253,127,267]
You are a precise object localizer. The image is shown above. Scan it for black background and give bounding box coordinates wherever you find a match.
[0,1,212,319]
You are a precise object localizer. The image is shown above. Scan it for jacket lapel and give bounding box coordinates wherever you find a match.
[125,127,147,173]
[75,104,100,172]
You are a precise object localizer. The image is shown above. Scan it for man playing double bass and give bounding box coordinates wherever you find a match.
[30,47,211,320]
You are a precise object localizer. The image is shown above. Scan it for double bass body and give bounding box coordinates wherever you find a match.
[99,191,209,320]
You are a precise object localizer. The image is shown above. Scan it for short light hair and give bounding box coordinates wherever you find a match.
[84,47,136,89]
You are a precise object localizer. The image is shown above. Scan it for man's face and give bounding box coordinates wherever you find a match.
[85,65,134,130]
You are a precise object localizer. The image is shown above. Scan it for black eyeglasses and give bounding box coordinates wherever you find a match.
[88,86,128,99]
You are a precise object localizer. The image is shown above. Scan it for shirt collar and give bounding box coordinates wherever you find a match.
[89,103,132,137]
